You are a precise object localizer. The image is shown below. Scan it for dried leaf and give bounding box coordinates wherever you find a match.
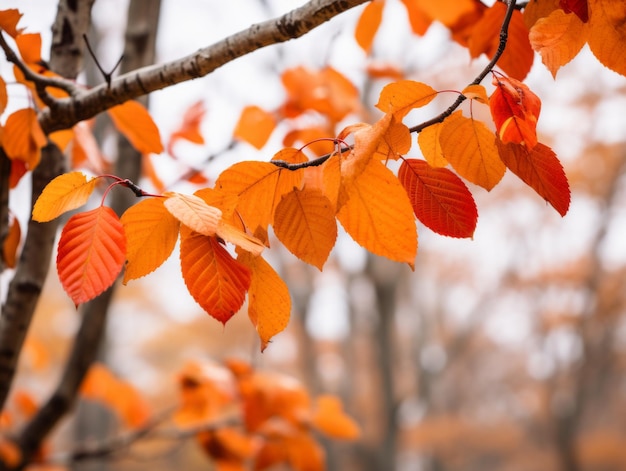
[120,198,180,283]
[56,207,126,306]
[32,172,98,222]
[238,252,291,351]
[108,100,164,154]
[399,159,478,238]
[497,140,570,216]
[180,227,250,324]
[439,111,505,191]
[164,192,221,236]
[273,188,337,270]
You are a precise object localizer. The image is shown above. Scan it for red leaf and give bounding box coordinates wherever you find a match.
[560,0,588,22]
[57,207,126,306]
[180,227,251,324]
[496,140,570,216]
[399,159,477,238]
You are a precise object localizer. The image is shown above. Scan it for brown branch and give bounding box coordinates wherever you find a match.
[37,0,369,134]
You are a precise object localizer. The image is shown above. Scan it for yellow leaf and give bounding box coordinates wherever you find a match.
[108,100,164,154]
[32,172,98,222]
[586,0,626,76]
[439,111,505,191]
[233,105,276,149]
[273,188,337,270]
[216,161,304,241]
[530,9,587,78]
[238,252,291,351]
[163,192,221,236]
[337,159,417,264]
[418,123,448,168]
[461,84,489,104]
[375,80,437,119]
[120,198,180,283]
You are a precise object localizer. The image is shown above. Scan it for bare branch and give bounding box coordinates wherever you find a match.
[37,0,369,133]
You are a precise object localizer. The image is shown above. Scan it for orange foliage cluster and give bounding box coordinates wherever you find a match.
[174,359,359,471]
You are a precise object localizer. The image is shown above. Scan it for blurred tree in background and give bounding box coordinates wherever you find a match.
[1,1,626,470]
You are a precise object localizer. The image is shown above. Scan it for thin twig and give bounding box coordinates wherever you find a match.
[83,34,124,88]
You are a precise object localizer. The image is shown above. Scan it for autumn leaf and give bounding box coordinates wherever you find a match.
[0,9,24,37]
[414,0,477,27]
[439,111,505,191]
[273,188,337,270]
[3,108,47,169]
[164,192,222,236]
[311,395,360,440]
[167,100,206,156]
[355,0,384,52]
[461,84,489,104]
[233,105,277,149]
[0,76,7,116]
[2,213,20,269]
[337,159,417,265]
[418,122,447,168]
[120,198,180,283]
[180,227,251,324]
[467,2,534,80]
[108,100,164,154]
[81,363,150,428]
[70,121,107,173]
[238,252,291,351]
[489,75,541,149]
[15,33,42,65]
[216,161,303,240]
[32,172,98,222]
[197,428,256,467]
[399,159,478,238]
[529,9,587,78]
[496,140,571,216]
[283,125,336,156]
[587,0,626,77]
[375,80,437,119]
[399,0,432,35]
[56,206,126,306]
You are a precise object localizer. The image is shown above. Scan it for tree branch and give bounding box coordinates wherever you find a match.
[37,0,369,133]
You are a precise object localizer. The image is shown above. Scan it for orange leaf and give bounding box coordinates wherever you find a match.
[15,33,42,65]
[0,76,7,116]
[468,2,534,80]
[164,192,221,236]
[311,395,360,440]
[2,213,20,269]
[399,159,478,238]
[417,123,447,168]
[216,222,265,256]
[108,100,163,154]
[337,159,417,264]
[81,363,150,428]
[56,206,126,305]
[365,61,405,81]
[461,84,489,104]
[167,100,206,156]
[414,0,478,26]
[9,160,27,189]
[273,188,337,270]
[530,9,587,77]
[489,75,541,149]
[120,198,180,283]
[439,111,505,191]
[238,252,291,351]
[180,227,250,324]
[496,140,570,216]
[283,126,336,156]
[375,80,437,119]
[3,108,47,169]
[197,427,256,466]
[0,438,21,468]
[32,172,98,222]
[216,161,303,240]
[355,0,385,52]
[0,9,24,37]
[233,105,276,149]
[71,121,107,173]
[587,0,626,77]
[399,0,432,35]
